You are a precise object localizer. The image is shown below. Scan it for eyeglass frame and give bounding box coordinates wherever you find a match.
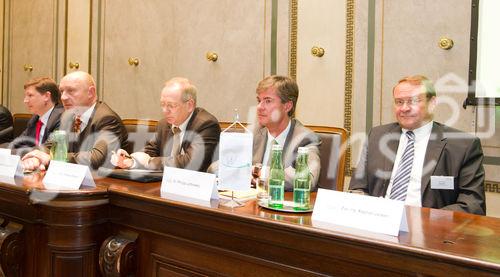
[393,94,432,107]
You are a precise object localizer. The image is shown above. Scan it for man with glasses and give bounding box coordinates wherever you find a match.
[349,75,486,215]
[113,77,220,172]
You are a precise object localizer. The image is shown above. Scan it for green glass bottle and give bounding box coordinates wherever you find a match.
[268,144,285,208]
[50,130,68,162]
[293,147,311,210]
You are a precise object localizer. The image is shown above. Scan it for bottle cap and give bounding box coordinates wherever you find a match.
[271,144,283,151]
[298,147,308,154]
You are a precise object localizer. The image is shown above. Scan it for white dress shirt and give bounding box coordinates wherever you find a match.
[171,110,194,152]
[385,121,433,207]
[78,103,97,132]
[262,120,291,166]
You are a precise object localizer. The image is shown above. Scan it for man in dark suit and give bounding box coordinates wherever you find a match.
[252,75,321,191]
[349,75,485,215]
[22,71,128,170]
[113,77,220,172]
[11,77,64,153]
[0,105,13,145]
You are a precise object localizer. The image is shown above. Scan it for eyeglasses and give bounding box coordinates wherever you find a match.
[394,96,428,107]
[160,102,182,110]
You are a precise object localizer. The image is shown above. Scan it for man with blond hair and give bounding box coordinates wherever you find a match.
[252,75,321,191]
[349,75,486,215]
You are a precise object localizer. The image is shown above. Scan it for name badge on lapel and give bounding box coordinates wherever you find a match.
[430,176,454,190]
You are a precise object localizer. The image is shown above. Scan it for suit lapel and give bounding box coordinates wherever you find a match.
[421,122,446,194]
[282,119,297,167]
[384,125,402,176]
[163,125,174,157]
[42,107,58,142]
[26,115,39,137]
[379,124,402,194]
[78,103,99,145]
[253,128,267,164]
[181,108,199,151]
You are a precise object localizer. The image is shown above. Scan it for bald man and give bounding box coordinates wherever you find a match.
[22,71,128,170]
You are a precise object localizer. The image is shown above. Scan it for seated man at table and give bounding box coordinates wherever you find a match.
[0,104,13,146]
[22,71,128,170]
[253,75,321,191]
[112,77,220,172]
[349,75,486,215]
[11,77,64,154]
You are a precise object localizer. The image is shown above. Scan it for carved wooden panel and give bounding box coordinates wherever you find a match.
[99,233,137,277]
[0,221,24,277]
[296,0,347,127]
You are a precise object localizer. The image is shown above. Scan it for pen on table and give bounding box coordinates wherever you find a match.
[112,151,131,159]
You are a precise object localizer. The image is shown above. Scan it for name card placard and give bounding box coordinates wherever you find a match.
[312,189,408,236]
[161,166,218,204]
[0,153,22,179]
[43,160,96,190]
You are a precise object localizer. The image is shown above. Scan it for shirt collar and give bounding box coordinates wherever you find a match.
[173,110,194,133]
[79,102,97,126]
[267,120,291,146]
[402,120,433,140]
[39,106,55,125]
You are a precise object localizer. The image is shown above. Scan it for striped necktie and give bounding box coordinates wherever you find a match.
[390,131,415,201]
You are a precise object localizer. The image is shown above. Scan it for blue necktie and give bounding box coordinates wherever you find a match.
[390,131,415,201]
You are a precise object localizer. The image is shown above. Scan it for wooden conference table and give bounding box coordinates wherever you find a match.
[0,172,499,276]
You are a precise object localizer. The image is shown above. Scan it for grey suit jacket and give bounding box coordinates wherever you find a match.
[349,122,486,215]
[11,105,64,152]
[143,107,221,172]
[47,102,128,169]
[253,119,321,191]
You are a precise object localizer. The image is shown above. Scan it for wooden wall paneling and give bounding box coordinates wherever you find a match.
[376,0,474,132]
[3,0,60,114]
[168,0,266,123]
[65,0,91,74]
[98,0,267,122]
[296,0,347,127]
[99,0,171,120]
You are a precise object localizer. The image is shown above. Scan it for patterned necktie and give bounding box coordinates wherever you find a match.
[72,115,82,134]
[170,126,181,156]
[390,131,415,201]
[35,120,43,145]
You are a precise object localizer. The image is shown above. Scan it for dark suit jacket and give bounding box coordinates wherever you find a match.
[253,119,321,191]
[143,107,221,172]
[11,105,64,151]
[46,102,128,169]
[0,105,13,144]
[349,122,486,215]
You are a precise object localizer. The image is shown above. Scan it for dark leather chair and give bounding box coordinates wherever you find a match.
[122,119,158,153]
[12,113,32,138]
[308,126,347,192]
